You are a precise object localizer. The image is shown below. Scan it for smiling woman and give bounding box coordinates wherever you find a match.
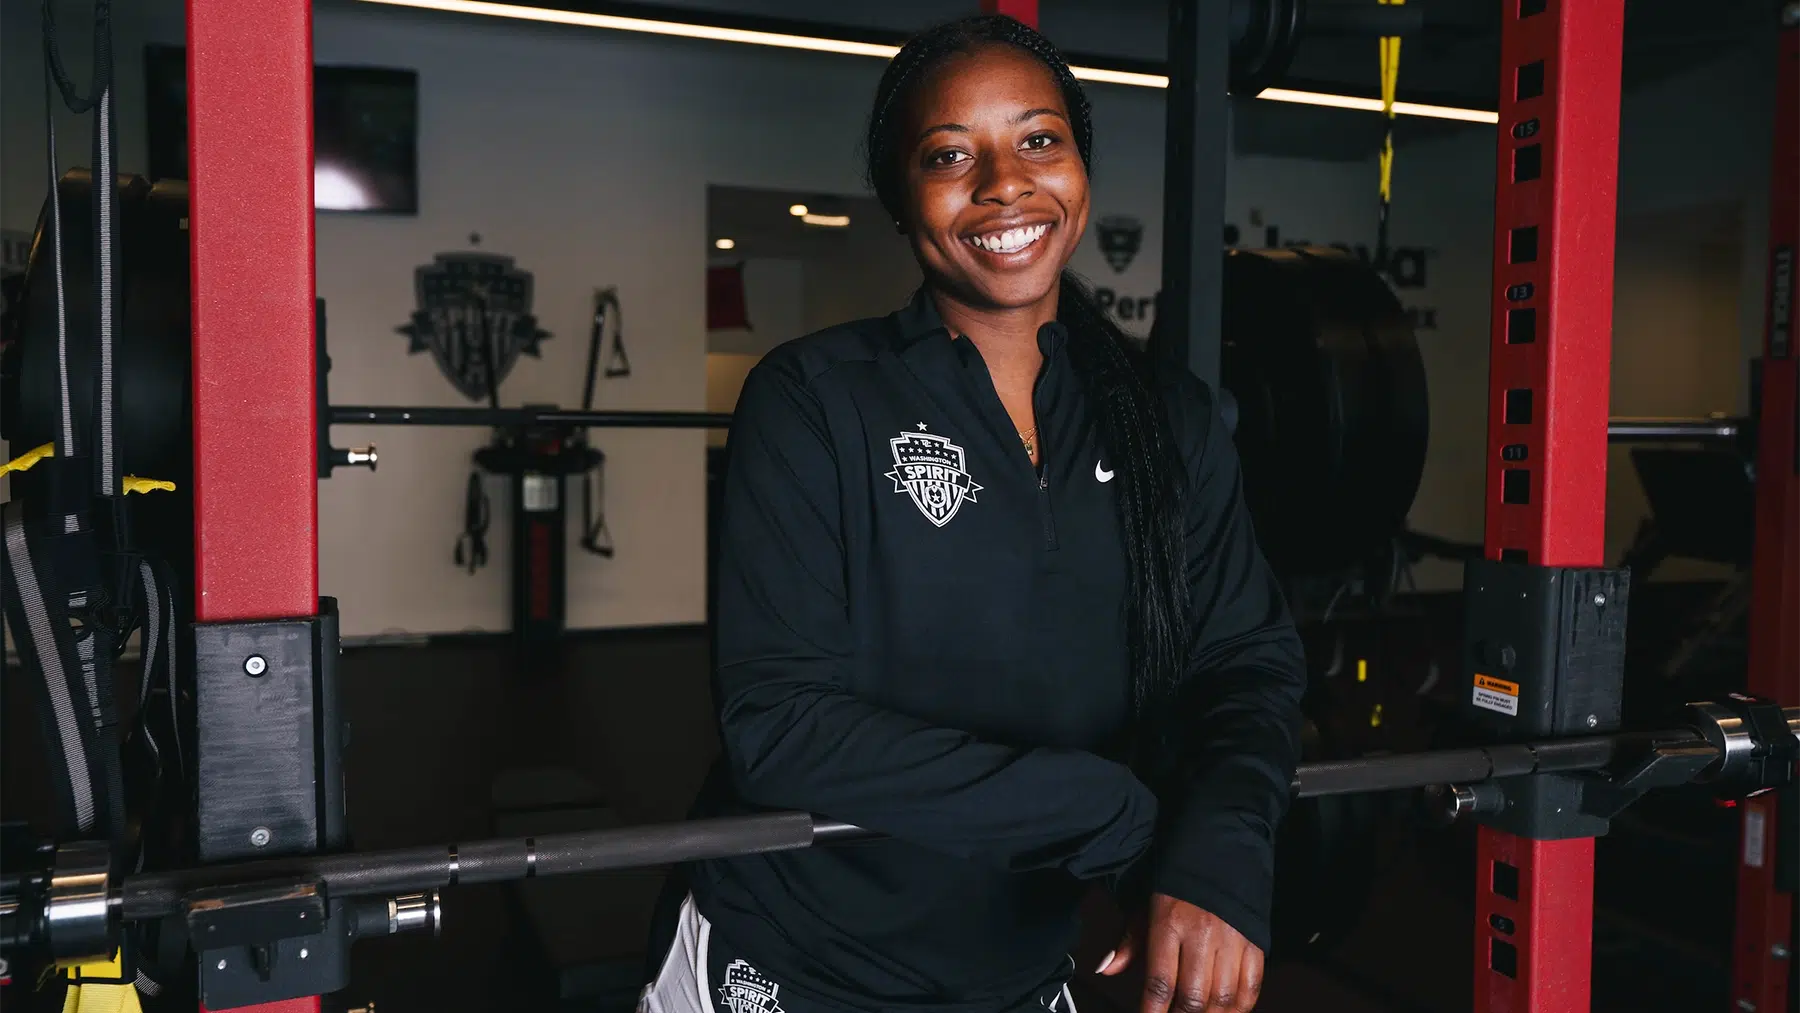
[645,15,1306,1013]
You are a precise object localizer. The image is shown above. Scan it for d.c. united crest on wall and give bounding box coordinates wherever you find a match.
[398,251,550,401]
[1096,215,1143,274]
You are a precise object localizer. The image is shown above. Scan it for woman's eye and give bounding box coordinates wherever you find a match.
[929,149,969,166]
[1024,133,1057,150]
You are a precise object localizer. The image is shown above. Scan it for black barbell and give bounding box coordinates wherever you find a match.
[3,701,1792,968]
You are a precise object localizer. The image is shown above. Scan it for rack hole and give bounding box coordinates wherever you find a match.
[1507,308,1537,344]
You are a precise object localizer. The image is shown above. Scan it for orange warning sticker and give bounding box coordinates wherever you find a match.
[1474,673,1520,696]
[1472,673,1520,717]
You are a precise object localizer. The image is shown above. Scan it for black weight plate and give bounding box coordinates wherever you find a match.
[1221,246,1428,576]
[2,171,195,577]
[1270,718,1381,957]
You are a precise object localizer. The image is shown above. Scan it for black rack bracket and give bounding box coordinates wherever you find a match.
[1459,559,1632,838]
[193,599,349,1007]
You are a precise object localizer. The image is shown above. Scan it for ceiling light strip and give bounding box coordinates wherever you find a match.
[1258,87,1501,123]
[358,0,903,56]
[356,0,1498,124]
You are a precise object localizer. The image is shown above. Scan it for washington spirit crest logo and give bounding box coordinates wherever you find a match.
[718,960,786,1013]
[398,251,550,401]
[886,426,982,527]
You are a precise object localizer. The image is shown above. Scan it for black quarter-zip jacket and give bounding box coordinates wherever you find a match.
[690,289,1306,1013]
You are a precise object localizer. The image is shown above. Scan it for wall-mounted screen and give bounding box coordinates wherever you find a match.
[145,45,419,214]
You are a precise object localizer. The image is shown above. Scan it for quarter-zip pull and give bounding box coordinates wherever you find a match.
[1037,471,1057,547]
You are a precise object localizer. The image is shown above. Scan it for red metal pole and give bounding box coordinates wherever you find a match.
[980,0,1039,27]
[1477,1,1624,1012]
[187,0,319,1008]
[1729,13,1799,1013]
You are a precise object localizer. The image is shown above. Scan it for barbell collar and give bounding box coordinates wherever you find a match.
[1430,782,1507,825]
[46,841,113,965]
[1691,701,1760,781]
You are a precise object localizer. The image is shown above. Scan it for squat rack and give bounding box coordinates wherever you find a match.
[179,4,1798,1013]
[1734,11,1799,1013]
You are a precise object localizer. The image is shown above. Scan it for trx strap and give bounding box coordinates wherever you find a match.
[1375,0,1404,269]
[2,501,102,835]
[131,558,182,794]
[579,447,615,558]
[579,289,622,557]
[7,6,176,1002]
[18,0,131,858]
[42,0,121,521]
[456,470,491,573]
[590,287,631,382]
[60,952,144,1013]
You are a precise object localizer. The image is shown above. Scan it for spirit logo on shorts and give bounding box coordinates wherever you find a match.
[886,428,983,528]
[718,959,786,1013]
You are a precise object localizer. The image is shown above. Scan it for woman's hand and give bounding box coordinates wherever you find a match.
[1097,893,1263,1013]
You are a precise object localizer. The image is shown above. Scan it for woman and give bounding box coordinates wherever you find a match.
[643,15,1305,1013]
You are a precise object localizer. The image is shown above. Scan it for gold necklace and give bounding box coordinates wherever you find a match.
[1019,426,1037,458]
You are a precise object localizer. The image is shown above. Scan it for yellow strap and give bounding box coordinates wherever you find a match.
[1,442,55,477]
[61,952,143,1013]
[0,446,173,496]
[1378,0,1404,202]
[122,477,176,496]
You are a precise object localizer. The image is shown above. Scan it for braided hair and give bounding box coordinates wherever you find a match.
[865,15,1189,767]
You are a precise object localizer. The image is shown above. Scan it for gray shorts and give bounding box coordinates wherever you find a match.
[638,895,1078,1013]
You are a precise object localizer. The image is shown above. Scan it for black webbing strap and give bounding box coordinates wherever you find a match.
[133,558,181,789]
[42,0,120,511]
[124,558,184,998]
[3,503,104,837]
[23,0,131,863]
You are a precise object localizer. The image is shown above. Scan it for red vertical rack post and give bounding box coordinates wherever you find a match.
[1476,2,1625,1013]
[1730,11,1799,1013]
[979,0,1039,25]
[187,0,319,1008]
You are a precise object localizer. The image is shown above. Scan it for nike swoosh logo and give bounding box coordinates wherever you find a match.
[1095,461,1115,483]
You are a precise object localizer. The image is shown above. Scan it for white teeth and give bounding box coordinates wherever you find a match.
[970,223,1049,254]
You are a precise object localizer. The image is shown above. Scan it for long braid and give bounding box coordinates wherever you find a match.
[865,16,1190,770]
[1060,274,1187,764]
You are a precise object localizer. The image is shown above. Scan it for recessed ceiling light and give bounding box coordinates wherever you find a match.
[801,213,850,228]
[788,203,809,217]
[714,237,736,250]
